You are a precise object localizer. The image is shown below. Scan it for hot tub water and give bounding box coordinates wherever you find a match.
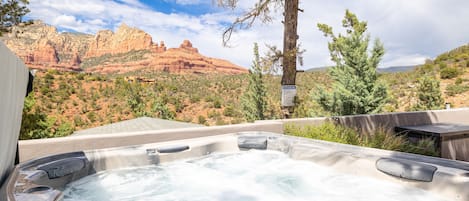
[63,150,448,201]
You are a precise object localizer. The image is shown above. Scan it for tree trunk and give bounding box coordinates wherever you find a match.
[282,0,299,86]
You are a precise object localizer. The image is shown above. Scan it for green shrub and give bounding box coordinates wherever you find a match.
[445,84,469,96]
[223,105,236,117]
[198,115,207,124]
[215,117,227,125]
[151,98,175,120]
[76,73,85,80]
[55,121,74,137]
[189,95,201,103]
[285,123,360,145]
[20,94,53,140]
[440,67,460,79]
[207,110,221,119]
[412,75,444,111]
[455,77,464,85]
[360,128,404,150]
[44,73,54,81]
[439,62,447,69]
[213,99,222,109]
[203,95,213,102]
[73,115,85,127]
[401,138,439,157]
[87,111,97,123]
[284,123,439,156]
[174,101,185,113]
[466,60,469,68]
[416,63,436,75]
[179,116,192,123]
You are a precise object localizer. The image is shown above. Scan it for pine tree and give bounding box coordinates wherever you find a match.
[413,75,444,110]
[241,43,267,122]
[0,0,30,36]
[315,10,388,115]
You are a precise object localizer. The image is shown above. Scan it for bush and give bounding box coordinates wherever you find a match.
[401,138,439,157]
[44,73,54,81]
[87,111,97,123]
[412,75,444,110]
[213,99,222,109]
[284,123,439,156]
[73,115,85,127]
[215,117,227,125]
[20,94,53,140]
[151,98,175,120]
[76,73,85,80]
[455,77,464,85]
[445,84,469,96]
[416,63,436,75]
[207,110,221,119]
[230,118,244,124]
[189,95,201,103]
[198,115,207,124]
[223,105,236,117]
[439,62,447,69]
[55,121,74,137]
[285,123,360,145]
[440,67,460,79]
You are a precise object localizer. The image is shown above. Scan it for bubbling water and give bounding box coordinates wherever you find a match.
[63,150,448,201]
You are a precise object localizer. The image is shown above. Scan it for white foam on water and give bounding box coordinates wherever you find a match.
[63,150,449,201]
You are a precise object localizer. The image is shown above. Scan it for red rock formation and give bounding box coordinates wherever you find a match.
[22,53,34,64]
[151,41,166,53]
[85,23,153,58]
[2,21,247,74]
[146,44,247,75]
[69,52,81,66]
[32,39,58,64]
[179,40,198,53]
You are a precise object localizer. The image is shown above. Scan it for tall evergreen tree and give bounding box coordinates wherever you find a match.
[0,0,30,36]
[241,43,267,122]
[315,10,388,115]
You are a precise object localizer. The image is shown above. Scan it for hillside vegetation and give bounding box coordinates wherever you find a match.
[20,44,469,139]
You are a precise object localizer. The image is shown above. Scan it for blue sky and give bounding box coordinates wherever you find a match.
[26,0,469,69]
[137,0,216,15]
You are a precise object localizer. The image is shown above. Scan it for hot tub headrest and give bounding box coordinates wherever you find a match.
[376,158,437,182]
[156,145,190,153]
[238,136,268,150]
[37,158,86,179]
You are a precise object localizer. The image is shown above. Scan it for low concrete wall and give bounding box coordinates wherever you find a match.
[333,108,469,133]
[0,42,29,195]
[19,108,469,162]
[262,108,469,134]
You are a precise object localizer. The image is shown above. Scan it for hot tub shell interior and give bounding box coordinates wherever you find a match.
[6,132,469,201]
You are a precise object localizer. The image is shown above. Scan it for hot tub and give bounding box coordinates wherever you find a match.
[6,132,469,201]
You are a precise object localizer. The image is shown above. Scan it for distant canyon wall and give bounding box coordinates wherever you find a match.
[1,21,247,74]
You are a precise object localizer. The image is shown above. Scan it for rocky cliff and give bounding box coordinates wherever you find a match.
[1,21,247,74]
[85,23,154,58]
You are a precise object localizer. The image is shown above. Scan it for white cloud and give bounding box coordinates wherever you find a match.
[381,54,428,68]
[26,0,469,70]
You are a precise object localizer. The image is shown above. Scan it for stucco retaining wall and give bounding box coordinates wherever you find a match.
[264,108,469,134]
